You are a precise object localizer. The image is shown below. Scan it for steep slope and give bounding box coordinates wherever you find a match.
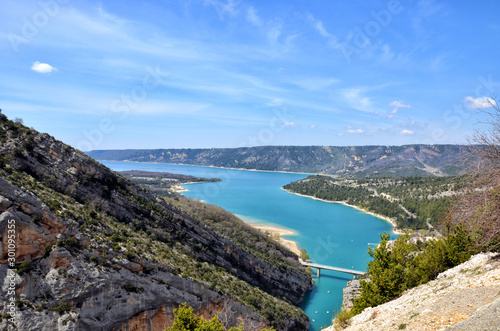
[0,115,312,330]
[88,145,472,177]
[325,253,500,331]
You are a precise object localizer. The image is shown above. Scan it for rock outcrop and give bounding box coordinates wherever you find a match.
[324,253,500,331]
[0,115,312,330]
[341,279,362,312]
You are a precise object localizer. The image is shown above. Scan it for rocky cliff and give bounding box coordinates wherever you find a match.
[326,253,500,331]
[88,145,473,177]
[0,115,312,330]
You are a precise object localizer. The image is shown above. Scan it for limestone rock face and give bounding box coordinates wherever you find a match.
[341,279,361,312]
[0,177,70,264]
[1,249,264,331]
[0,117,312,330]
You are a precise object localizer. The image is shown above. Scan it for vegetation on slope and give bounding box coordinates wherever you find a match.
[120,170,221,197]
[166,303,276,331]
[0,112,310,330]
[165,196,305,274]
[284,175,468,229]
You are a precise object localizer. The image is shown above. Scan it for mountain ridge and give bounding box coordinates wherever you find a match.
[88,144,473,177]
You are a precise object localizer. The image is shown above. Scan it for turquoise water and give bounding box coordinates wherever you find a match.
[103,161,393,330]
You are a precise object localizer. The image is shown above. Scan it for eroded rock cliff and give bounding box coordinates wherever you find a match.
[0,115,312,330]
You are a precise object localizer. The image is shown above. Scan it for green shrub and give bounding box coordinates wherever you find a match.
[16,260,32,275]
[51,302,71,315]
[165,303,277,331]
[352,226,474,315]
[333,309,354,329]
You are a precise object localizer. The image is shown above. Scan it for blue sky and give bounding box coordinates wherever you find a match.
[1,0,500,150]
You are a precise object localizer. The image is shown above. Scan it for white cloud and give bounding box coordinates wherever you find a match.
[284,122,298,128]
[247,7,262,27]
[400,129,415,135]
[380,44,395,62]
[204,0,239,20]
[31,61,56,74]
[314,20,331,38]
[267,23,283,46]
[347,128,364,134]
[389,101,411,108]
[342,89,372,111]
[389,100,411,115]
[464,96,497,109]
[307,13,341,49]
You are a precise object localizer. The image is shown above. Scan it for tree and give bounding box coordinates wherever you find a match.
[299,248,309,261]
[165,303,275,331]
[445,101,500,251]
[351,227,474,316]
[351,232,416,314]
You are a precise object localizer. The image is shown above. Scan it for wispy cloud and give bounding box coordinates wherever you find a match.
[341,88,372,112]
[400,129,415,135]
[284,122,298,127]
[307,13,341,48]
[246,6,263,27]
[31,61,56,74]
[389,100,411,114]
[464,96,497,109]
[204,0,240,20]
[347,128,364,134]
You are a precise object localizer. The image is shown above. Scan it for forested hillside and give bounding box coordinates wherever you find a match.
[283,175,469,229]
[88,145,472,177]
[119,170,221,196]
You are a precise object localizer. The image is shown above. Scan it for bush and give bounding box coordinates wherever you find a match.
[165,303,276,331]
[16,260,32,275]
[51,302,70,315]
[352,226,474,315]
[333,309,354,329]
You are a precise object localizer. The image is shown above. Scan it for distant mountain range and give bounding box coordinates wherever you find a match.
[88,145,474,177]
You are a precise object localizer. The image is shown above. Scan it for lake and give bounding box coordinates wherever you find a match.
[103,161,393,331]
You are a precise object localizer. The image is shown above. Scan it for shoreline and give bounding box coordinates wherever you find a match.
[236,216,302,256]
[175,185,303,255]
[98,159,315,176]
[282,188,403,235]
[252,225,301,257]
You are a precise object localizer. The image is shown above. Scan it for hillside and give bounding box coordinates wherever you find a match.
[88,145,473,177]
[326,252,500,331]
[283,175,469,229]
[0,115,312,330]
[119,170,221,196]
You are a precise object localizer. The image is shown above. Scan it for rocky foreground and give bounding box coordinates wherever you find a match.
[325,252,500,331]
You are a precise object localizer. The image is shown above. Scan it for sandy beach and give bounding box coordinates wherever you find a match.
[282,188,402,235]
[249,224,302,256]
